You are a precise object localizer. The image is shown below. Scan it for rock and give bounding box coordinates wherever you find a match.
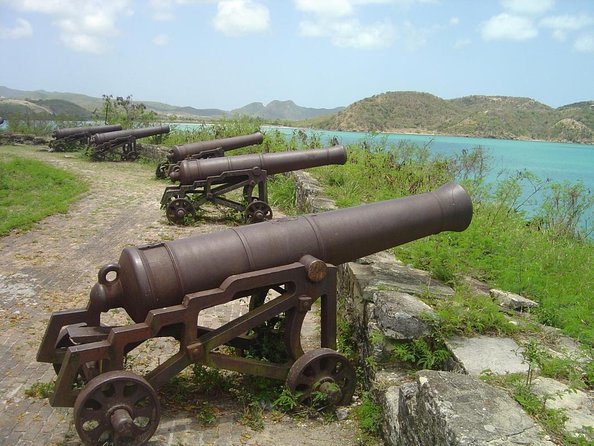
[490,289,538,312]
[447,336,529,375]
[388,371,556,445]
[373,291,435,340]
[530,377,594,435]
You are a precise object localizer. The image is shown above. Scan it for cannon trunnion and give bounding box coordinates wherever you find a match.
[38,183,473,446]
[161,145,348,224]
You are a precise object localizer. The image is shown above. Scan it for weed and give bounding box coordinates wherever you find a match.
[273,388,301,412]
[24,381,54,399]
[354,392,382,444]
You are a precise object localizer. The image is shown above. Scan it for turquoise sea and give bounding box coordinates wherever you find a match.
[262,126,594,193]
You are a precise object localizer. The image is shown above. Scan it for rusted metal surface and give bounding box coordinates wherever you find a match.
[161,145,348,224]
[37,183,473,446]
[49,124,122,152]
[157,132,264,179]
[89,125,170,161]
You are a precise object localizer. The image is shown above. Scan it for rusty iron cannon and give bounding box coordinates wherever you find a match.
[37,182,472,446]
[49,124,123,152]
[156,132,264,179]
[161,145,347,224]
[89,125,170,161]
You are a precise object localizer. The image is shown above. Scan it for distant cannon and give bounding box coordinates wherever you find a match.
[161,145,347,224]
[156,132,264,179]
[49,124,122,152]
[89,125,170,161]
[37,183,473,446]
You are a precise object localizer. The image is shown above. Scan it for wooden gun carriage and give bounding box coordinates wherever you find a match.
[89,125,170,161]
[161,145,347,224]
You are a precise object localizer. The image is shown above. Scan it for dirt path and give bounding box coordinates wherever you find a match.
[0,146,365,446]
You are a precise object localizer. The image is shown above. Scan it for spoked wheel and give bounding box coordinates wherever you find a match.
[74,370,161,446]
[155,161,170,179]
[244,200,272,224]
[166,198,196,225]
[286,348,356,406]
[52,327,100,384]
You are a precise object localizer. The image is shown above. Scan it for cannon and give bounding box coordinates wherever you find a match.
[161,145,347,225]
[49,124,123,152]
[89,125,170,161]
[156,132,264,179]
[37,183,472,446]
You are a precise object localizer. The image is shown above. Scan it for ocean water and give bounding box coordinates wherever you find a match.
[262,126,594,191]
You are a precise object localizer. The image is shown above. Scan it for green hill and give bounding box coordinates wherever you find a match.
[318,92,594,143]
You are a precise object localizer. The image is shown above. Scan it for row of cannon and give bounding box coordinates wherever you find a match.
[40,124,474,445]
[50,124,170,160]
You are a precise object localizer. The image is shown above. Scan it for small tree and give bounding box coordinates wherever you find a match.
[97,94,157,129]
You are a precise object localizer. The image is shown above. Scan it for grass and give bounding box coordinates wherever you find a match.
[0,154,88,236]
[299,139,594,347]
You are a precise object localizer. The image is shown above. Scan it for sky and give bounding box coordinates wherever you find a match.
[1,0,593,111]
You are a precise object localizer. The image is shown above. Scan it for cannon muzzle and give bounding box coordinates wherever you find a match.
[91,183,472,322]
[52,124,122,139]
[91,125,170,145]
[167,132,264,162]
[169,145,347,184]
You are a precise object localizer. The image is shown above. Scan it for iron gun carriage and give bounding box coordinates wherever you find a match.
[38,183,472,446]
[49,124,123,152]
[161,145,347,224]
[156,132,264,178]
[89,125,170,161]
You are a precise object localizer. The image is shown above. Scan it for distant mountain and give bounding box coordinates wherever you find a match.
[0,86,341,121]
[317,91,594,144]
[0,97,92,119]
[231,100,344,120]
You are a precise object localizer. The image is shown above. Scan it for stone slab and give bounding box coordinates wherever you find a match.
[447,336,529,375]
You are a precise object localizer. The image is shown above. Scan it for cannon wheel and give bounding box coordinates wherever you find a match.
[286,348,356,406]
[155,161,170,179]
[52,328,100,384]
[74,370,160,446]
[166,198,196,225]
[244,200,272,224]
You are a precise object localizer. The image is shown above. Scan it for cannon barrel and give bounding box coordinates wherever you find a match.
[91,125,170,144]
[167,132,264,162]
[90,183,472,322]
[52,124,122,139]
[170,145,347,185]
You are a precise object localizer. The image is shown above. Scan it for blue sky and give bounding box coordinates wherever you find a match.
[1,0,593,110]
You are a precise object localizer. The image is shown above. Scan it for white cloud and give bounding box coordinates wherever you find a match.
[153,33,169,45]
[540,14,594,31]
[213,0,270,36]
[481,13,538,41]
[0,18,33,39]
[500,0,555,16]
[450,17,459,26]
[574,33,594,52]
[301,18,394,49]
[150,0,214,21]
[4,0,133,53]
[540,14,594,41]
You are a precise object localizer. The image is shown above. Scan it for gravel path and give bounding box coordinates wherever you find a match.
[0,145,364,446]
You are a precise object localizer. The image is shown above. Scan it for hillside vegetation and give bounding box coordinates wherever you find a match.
[315,92,594,144]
